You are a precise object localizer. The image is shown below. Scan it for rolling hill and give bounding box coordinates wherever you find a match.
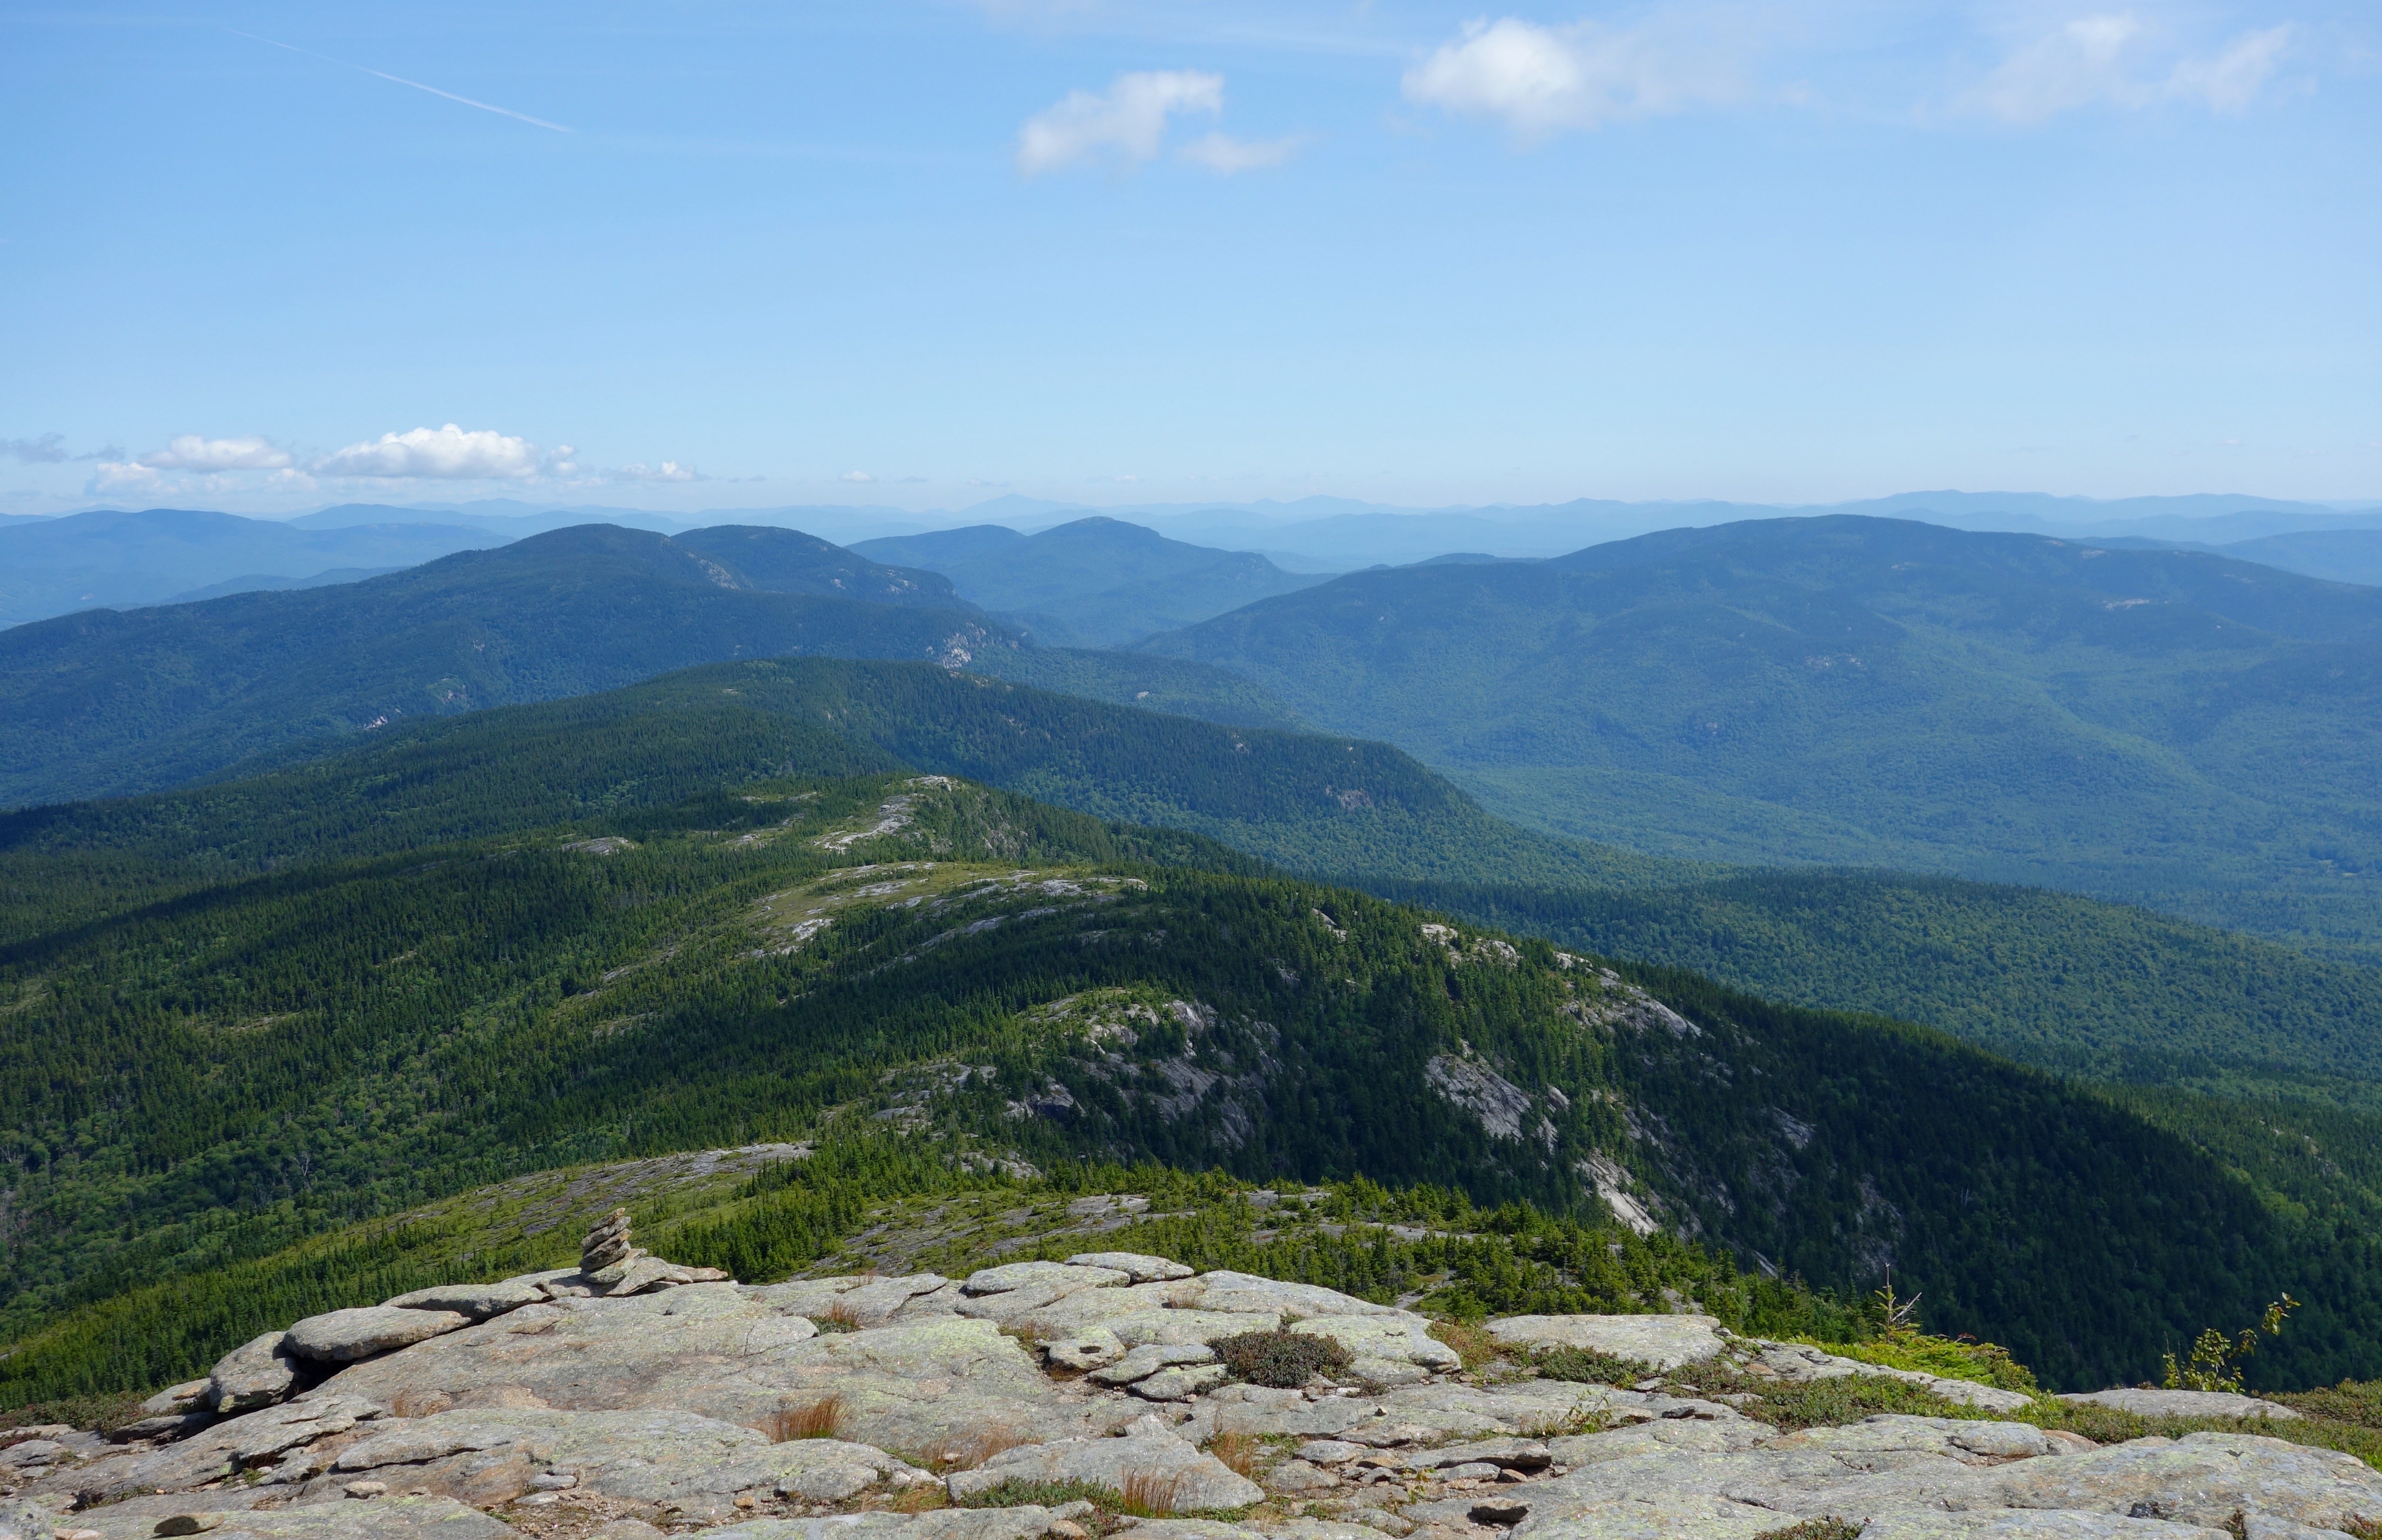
[852,516,1327,645]
[0,524,1011,808]
[12,658,2382,1110]
[0,507,507,625]
[1139,514,2382,961]
[2,714,2374,1394]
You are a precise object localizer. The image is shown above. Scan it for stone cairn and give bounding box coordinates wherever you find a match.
[580,1208,640,1275]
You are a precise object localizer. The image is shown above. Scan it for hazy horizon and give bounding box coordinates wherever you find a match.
[7,1,2376,518]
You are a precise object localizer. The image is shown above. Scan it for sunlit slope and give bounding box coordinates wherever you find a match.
[1140,514,2382,958]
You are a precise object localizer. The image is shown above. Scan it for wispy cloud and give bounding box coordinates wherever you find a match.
[230,30,574,133]
[1402,15,1751,140]
[313,424,545,480]
[4,434,67,464]
[138,434,293,472]
[841,470,877,482]
[1179,131,1304,172]
[1018,70,1224,174]
[616,460,705,483]
[1969,13,2292,124]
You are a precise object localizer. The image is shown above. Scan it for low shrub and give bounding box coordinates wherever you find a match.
[1533,1345,1657,1387]
[1214,1330,1351,1389]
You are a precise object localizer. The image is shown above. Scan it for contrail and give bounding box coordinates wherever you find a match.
[229,29,574,133]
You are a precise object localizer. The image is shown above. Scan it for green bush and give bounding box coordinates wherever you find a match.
[1213,1330,1352,1389]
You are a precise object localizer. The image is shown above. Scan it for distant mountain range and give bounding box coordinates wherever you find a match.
[0,508,505,626]
[852,516,1326,645]
[0,525,1007,806]
[1140,514,2382,962]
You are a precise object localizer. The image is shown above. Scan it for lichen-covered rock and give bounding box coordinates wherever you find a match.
[1132,1364,1230,1402]
[1090,1343,1217,1387]
[2059,1389,2303,1421]
[42,1398,389,1506]
[204,1333,302,1414]
[313,1298,1102,1457]
[379,1282,548,1320]
[1067,1253,1195,1283]
[283,1307,473,1362]
[1178,1273,1399,1320]
[1045,1328,1128,1372]
[946,1425,1265,1511]
[318,1408,925,1520]
[1985,1432,2382,1531]
[1291,1316,1459,1372]
[745,1274,956,1328]
[67,1496,511,1540]
[963,1262,1131,1296]
[1483,1315,1727,1370]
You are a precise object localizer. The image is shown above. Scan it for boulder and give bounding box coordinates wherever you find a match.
[1045,1328,1128,1372]
[313,1298,1107,1458]
[1178,1273,1400,1320]
[745,1275,955,1329]
[947,1425,1265,1511]
[205,1334,302,1414]
[63,1496,509,1540]
[1855,1517,2230,1537]
[1482,1315,1727,1371]
[1132,1365,1230,1402]
[963,1262,1130,1296]
[1985,1432,2382,1532]
[706,1513,1056,1540]
[319,1407,926,1521]
[283,1308,473,1363]
[1291,1316,1459,1372]
[1090,1344,1218,1387]
[2059,1389,2303,1421]
[1066,1253,1195,1283]
[140,1382,213,1418]
[379,1282,548,1319]
[41,1397,389,1506]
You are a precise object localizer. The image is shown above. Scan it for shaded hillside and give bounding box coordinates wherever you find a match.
[0,525,1008,808]
[854,517,1326,645]
[0,507,507,624]
[11,658,2381,1109]
[1140,514,2382,958]
[0,757,2369,1391]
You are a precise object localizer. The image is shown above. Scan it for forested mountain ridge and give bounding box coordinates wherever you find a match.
[3,747,2375,1395]
[12,656,2382,1109]
[852,516,1328,645]
[0,524,1011,808]
[1138,514,2382,959]
[0,506,506,625]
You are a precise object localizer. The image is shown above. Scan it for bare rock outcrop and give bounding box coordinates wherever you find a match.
[21,1251,2382,1540]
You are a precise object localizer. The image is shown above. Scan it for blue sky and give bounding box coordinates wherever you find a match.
[3,0,2374,516]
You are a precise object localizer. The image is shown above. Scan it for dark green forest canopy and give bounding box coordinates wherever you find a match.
[1136,514,2382,960]
[0,755,2375,1392]
[0,525,1013,808]
[10,656,2382,1113]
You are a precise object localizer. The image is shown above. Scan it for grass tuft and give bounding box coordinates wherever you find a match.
[763,1395,845,1442]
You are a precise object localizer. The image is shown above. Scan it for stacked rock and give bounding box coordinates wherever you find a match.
[581,1208,640,1274]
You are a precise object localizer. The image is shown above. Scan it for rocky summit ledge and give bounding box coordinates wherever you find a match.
[6,1216,2377,1540]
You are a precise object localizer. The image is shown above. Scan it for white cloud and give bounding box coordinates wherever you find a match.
[88,462,165,497]
[313,423,542,480]
[1178,131,1302,173]
[617,460,704,483]
[1018,70,1223,175]
[1402,16,1747,139]
[138,434,294,471]
[2167,25,2290,113]
[841,470,876,483]
[1972,14,2291,124]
